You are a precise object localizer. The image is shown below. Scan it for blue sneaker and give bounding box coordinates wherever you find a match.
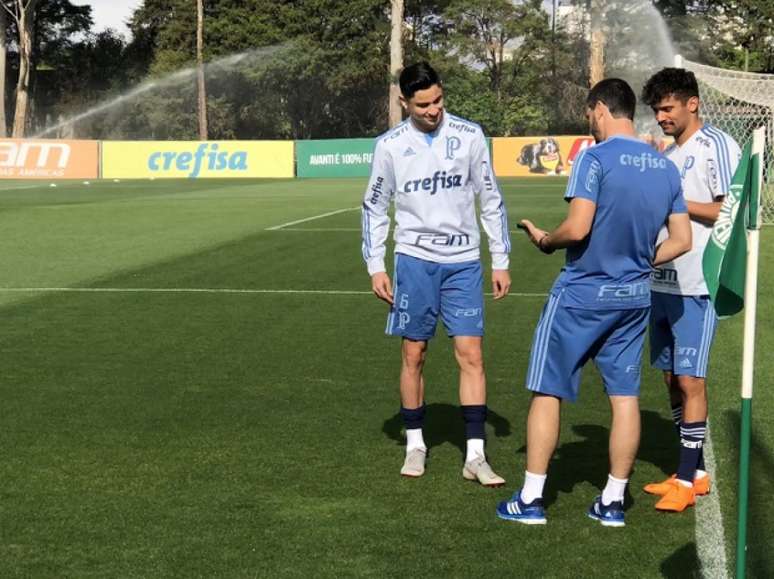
[496,489,547,525]
[587,495,625,527]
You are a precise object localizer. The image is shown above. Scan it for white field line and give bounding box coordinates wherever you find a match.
[697,424,729,579]
[0,287,548,298]
[265,207,359,231]
[0,184,58,191]
[273,228,541,234]
[277,227,361,232]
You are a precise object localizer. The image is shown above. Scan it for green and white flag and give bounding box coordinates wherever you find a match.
[702,141,761,318]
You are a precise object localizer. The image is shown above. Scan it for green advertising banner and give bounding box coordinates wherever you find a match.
[296,138,375,178]
[297,137,493,179]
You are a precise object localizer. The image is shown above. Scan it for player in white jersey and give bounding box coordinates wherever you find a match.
[641,68,741,512]
[361,62,511,485]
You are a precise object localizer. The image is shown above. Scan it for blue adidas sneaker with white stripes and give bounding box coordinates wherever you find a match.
[586,495,625,527]
[496,489,547,525]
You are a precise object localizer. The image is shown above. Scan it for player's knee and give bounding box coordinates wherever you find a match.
[401,342,427,370]
[676,375,706,397]
[454,346,483,372]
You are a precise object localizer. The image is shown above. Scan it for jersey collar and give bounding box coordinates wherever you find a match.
[409,112,446,144]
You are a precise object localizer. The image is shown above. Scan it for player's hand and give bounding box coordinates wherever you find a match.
[371,272,394,305]
[491,269,511,300]
[519,219,552,254]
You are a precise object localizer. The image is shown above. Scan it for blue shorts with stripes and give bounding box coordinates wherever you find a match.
[649,293,717,378]
[385,253,483,341]
[525,291,648,402]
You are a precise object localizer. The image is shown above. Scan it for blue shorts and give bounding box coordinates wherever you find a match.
[650,293,718,377]
[525,292,648,402]
[385,253,484,341]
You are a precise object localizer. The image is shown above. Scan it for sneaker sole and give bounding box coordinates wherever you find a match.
[644,485,710,496]
[464,477,505,488]
[462,469,506,487]
[644,478,711,497]
[496,511,547,525]
[587,513,625,527]
[400,471,424,478]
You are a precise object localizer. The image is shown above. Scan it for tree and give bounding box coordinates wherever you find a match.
[2,0,39,136]
[0,7,6,136]
[389,0,403,127]
[0,0,93,136]
[703,0,774,72]
[434,0,552,135]
[589,0,604,85]
[121,0,391,139]
[197,0,207,139]
[443,0,548,98]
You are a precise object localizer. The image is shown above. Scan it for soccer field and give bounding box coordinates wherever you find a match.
[0,177,771,577]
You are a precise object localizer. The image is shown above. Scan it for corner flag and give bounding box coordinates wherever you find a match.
[702,127,765,579]
[702,140,761,318]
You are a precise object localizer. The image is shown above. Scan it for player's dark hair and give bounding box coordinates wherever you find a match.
[399,62,441,99]
[586,78,636,120]
[641,67,699,107]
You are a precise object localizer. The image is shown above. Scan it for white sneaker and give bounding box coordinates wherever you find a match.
[463,456,505,487]
[400,448,427,477]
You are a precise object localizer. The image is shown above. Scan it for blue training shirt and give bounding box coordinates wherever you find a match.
[550,135,687,310]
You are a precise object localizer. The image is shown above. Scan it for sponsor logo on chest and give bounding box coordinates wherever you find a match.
[402,170,463,195]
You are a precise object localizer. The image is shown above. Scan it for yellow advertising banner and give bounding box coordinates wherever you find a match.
[0,139,99,179]
[492,136,595,177]
[102,141,294,179]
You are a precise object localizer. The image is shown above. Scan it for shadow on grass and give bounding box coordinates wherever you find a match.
[382,402,511,459]
[511,409,676,507]
[723,408,774,579]
[659,542,701,578]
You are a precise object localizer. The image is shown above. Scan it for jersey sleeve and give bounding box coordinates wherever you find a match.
[564,149,601,204]
[707,134,742,199]
[361,138,395,276]
[470,132,510,270]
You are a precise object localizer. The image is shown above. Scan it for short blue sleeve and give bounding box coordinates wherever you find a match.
[564,149,601,203]
[672,185,688,214]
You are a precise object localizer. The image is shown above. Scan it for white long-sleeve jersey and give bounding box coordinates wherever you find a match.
[652,124,741,295]
[361,113,510,276]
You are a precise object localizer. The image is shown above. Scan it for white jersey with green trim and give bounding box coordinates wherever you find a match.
[361,113,510,276]
[652,124,741,296]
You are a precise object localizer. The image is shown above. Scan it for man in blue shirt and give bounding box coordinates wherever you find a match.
[496,78,692,527]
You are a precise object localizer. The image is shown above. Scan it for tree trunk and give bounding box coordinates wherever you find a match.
[11,0,38,138]
[389,0,403,128]
[196,0,208,140]
[589,0,604,87]
[0,9,7,138]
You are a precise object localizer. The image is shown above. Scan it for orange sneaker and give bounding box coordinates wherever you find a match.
[644,474,711,496]
[655,482,696,512]
[694,473,711,495]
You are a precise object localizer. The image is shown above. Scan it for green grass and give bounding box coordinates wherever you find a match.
[0,177,771,577]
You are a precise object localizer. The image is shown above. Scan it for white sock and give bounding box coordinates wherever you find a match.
[695,469,708,479]
[521,471,547,504]
[466,438,485,463]
[601,474,628,505]
[406,428,426,453]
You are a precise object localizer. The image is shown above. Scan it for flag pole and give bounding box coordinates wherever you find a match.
[736,126,765,579]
